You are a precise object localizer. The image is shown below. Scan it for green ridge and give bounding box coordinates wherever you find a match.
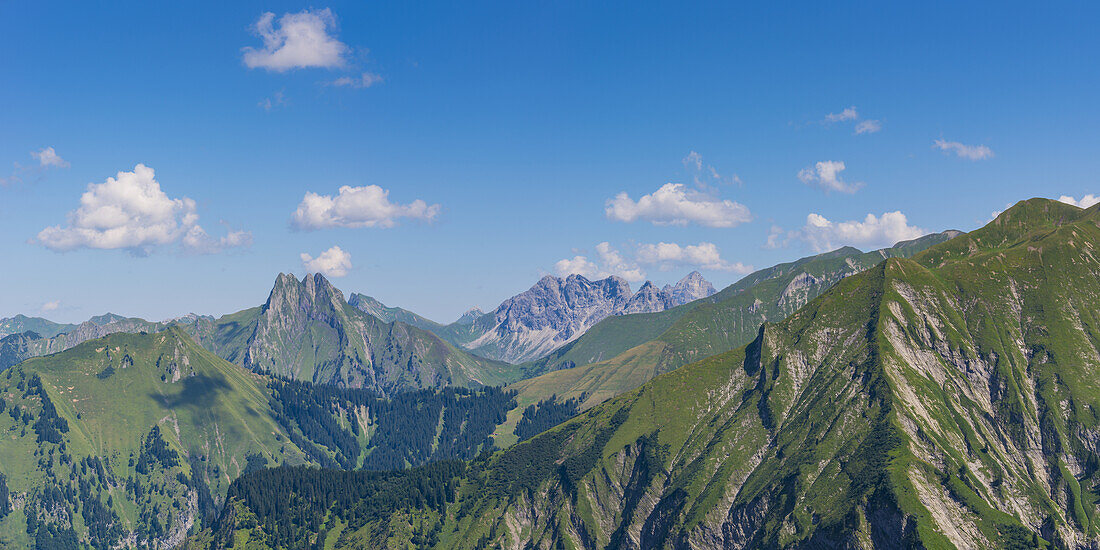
[201,198,1100,548]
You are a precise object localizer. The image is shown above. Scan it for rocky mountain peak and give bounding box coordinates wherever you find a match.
[266,273,346,314]
[623,281,672,314]
[455,307,484,325]
[662,271,717,305]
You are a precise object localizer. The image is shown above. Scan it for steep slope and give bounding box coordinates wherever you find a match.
[0,327,313,549]
[0,328,525,549]
[0,315,78,339]
[347,293,444,334]
[508,231,961,419]
[190,273,519,394]
[201,198,1100,548]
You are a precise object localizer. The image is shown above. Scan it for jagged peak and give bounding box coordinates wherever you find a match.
[455,307,485,325]
[265,272,347,309]
[677,271,705,284]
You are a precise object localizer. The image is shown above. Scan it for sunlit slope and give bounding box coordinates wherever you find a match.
[209,198,1100,548]
[504,231,960,430]
[0,327,309,548]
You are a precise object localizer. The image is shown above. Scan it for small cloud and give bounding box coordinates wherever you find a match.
[35,164,250,255]
[933,139,994,161]
[636,241,752,274]
[554,242,646,282]
[605,183,751,228]
[291,185,441,230]
[855,120,882,135]
[259,90,287,111]
[1058,194,1100,209]
[763,224,790,249]
[31,147,69,168]
[41,300,61,312]
[301,246,352,278]
[183,223,254,254]
[795,211,926,252]
[682,151,741,188]
[554,255,603,280]
[825,106,859,123]
[328,72,384,89]
[798,160,863,194]
[2,148,70,187]
[242,9,349,72]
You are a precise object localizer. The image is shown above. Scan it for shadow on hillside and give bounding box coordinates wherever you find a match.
[151,373,230,409]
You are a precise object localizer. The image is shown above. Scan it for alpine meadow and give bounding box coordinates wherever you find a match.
[2,2,1099,549]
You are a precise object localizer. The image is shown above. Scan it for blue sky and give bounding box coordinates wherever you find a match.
[1,1,1097,323]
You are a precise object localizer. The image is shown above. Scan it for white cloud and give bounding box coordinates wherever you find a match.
[41,300,61,312]
[825,106,859,123]
[35,164,250,255]
[554,255,603,279]
[855,120,882,135]
[301,246,352,278]
[242,9,348,72]
[553,242,646,282]
[797,211,926,252]
[291,185,441,230]
[32,147,69,168]
[329,72,384,89]
[636,241,753,274]
[798,160,863,193]
[1058,194,1100,209]
[933,139,994,160]
[605,183,751,227]
[594,242,646,282]
[764,224,789,249]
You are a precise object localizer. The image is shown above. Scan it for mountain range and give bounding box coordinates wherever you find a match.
[5,199,1097,548]
[191,198,1100,548]
[349,271,718,365]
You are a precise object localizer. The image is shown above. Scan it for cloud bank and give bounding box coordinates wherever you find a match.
[796,211,926,252]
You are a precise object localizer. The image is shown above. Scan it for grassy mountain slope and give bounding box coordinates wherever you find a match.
[517,232,958,383]
[0,316,78,339]
[0,326,524,548]
[501,232,961,441]
[0,316,165,370]
[347,293,445,334]
[202,199,1100,548]
[0,327,312,548]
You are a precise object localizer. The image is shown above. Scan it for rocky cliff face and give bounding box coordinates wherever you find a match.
[662,270,717,305]
[208,273,516,393]
[462,272,717,363]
